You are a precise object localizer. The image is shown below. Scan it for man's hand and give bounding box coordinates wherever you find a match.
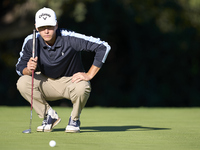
[72,72,92,83]
[72,65,100,83]
[27,57,38,72]
[23,57,38,75]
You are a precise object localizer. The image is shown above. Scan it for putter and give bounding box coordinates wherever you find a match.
[22,29,36,134]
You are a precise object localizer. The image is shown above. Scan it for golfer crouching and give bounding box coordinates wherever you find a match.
[16,7,111,133]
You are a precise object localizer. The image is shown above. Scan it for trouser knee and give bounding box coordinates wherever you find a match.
[75,81,91,97]
[16,75,31,93]
[70,81,91,103]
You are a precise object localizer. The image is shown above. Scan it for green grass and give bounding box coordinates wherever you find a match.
[0,107,200,150]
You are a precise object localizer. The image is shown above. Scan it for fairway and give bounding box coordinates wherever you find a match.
[0,107,199,150]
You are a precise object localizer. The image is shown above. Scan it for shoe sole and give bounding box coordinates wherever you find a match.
[37,118,61,132]
[52,118,61,129]
[65,130,80,133]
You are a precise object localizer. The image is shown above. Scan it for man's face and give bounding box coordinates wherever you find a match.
[37,25,58,46]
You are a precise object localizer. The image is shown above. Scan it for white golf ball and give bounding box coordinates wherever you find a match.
[49,140,56,147]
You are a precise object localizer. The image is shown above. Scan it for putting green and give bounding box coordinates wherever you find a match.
[0,107,199,150]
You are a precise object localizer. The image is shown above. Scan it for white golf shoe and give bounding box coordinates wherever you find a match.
[37,109,61,132]
[65,117,80,133]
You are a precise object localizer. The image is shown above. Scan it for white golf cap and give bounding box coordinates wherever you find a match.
[35,7,57,28]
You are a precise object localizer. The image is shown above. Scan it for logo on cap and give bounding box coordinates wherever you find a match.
[39,13,51,20]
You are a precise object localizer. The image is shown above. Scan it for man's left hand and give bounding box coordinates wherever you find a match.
[72,72,92,83]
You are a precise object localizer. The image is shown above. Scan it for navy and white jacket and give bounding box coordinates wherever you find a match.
[16,28,111,79]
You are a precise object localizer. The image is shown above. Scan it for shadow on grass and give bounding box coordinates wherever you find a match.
[54,126,170,132]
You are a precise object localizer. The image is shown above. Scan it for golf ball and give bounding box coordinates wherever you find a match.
[49,140,56,147]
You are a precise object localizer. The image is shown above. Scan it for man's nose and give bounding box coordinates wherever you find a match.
[44,28,49,33]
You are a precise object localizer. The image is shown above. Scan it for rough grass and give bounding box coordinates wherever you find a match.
[0,107,199,150]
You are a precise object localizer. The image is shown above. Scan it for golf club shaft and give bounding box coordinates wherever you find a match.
[29,29,36,131]
[31,29,35,111]
[29,70,34,130]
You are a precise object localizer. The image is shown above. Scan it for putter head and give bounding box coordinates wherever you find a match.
[22,129,31,133]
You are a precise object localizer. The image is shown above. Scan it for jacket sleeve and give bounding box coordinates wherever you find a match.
[64,30,111,68]
[16,35,33,76]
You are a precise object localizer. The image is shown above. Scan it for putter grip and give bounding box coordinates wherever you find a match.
[32,29,36,58]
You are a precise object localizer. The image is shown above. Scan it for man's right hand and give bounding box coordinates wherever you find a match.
[27,57,38,71]
[23,57,38,75]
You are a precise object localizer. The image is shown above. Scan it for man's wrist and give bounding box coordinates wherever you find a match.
[23,67,32,75]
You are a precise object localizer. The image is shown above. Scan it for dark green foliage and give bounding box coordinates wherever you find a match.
[1,0,200,106]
